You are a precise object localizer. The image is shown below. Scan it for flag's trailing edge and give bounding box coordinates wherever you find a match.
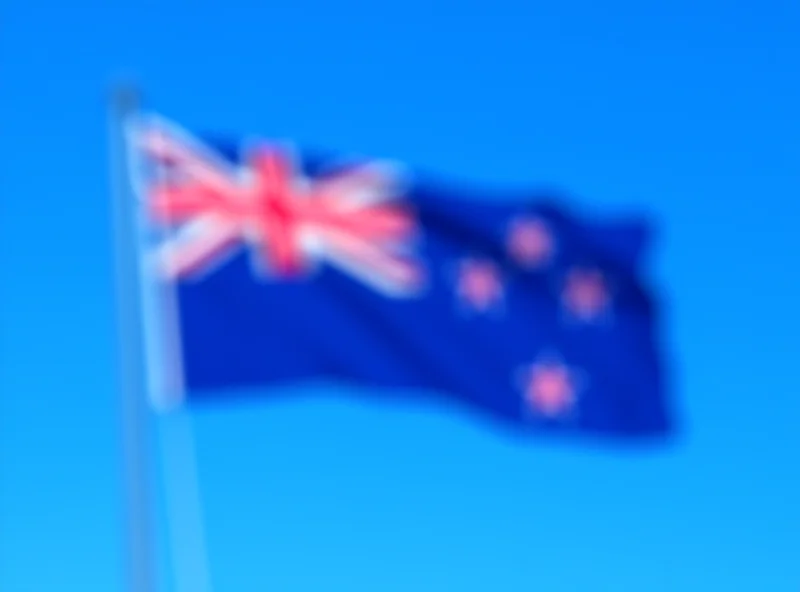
[125,112,675,440]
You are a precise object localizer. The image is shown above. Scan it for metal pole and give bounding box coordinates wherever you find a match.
[108,82,157,592]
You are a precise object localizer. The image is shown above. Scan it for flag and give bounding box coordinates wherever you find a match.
[126,113,674,440]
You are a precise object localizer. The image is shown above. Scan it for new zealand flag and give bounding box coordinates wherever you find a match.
[126,114,674,440]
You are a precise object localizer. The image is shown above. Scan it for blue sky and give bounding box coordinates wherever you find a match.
[1,0,799,590]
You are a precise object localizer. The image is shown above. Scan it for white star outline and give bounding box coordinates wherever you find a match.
[446,256,507,317]
[506,215,557,270]
[513,351,589,423]
[556,265,617,327]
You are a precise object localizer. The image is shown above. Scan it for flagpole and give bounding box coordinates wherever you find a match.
[109,82,157,592]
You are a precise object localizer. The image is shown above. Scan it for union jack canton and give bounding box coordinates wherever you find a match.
[130,115,424,297]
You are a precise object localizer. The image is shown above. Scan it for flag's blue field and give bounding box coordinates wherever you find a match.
[1,0,799,591]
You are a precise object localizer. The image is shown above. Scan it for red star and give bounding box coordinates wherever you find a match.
[562,267,610,321]
[507,217,553,269]
[457,259,503,312]
[523,360,576,418]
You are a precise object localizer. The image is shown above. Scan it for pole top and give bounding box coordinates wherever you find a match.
[110,81,142,116]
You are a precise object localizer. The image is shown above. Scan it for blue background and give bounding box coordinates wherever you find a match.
[1,0,798,590]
